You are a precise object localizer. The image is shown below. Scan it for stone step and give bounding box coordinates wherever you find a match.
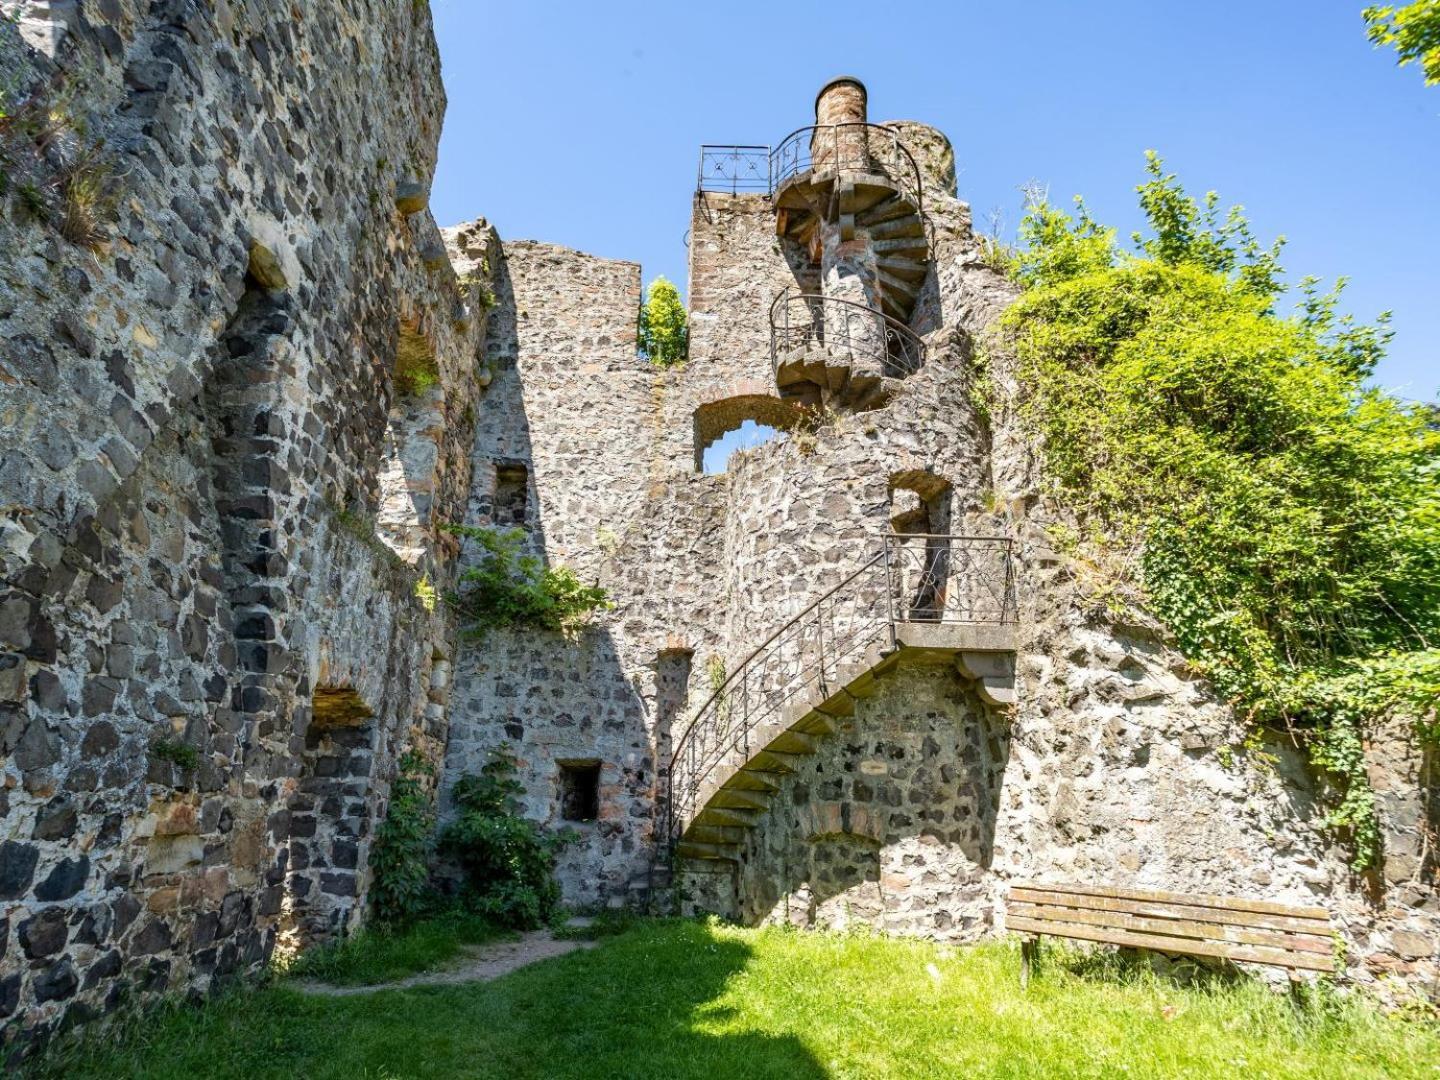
[855,194,916,227]
[686,823,750,845]
[871,236,929,257]
[866,215,925,241]
[677,840,740,862]
[877,255,929,283]
[697,805,764,828]
[836,177,899,216]
[877,269,921,302]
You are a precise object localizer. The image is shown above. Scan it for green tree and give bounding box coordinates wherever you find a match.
[1365,2,1440,85]
[997,156,1440,868]
[639,276,688,366]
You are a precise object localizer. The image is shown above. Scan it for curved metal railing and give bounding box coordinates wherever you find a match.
[658,535,1017,856]
[698,123,926,219]
[769,288,927,380]
[771,123,925,219]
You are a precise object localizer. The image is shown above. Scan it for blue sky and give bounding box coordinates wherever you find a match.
[430,0,1437,403]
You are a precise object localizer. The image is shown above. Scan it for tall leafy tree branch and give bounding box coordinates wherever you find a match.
[996,153,1440,868]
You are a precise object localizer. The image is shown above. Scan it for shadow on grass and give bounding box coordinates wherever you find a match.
[24,919,827,1080]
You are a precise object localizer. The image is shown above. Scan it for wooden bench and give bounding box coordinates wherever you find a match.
[1007,882,1334,989]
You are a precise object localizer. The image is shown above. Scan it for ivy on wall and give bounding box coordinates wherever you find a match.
[993,153,1440,868]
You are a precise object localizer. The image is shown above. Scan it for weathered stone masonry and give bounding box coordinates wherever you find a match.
[1,10,1435,1055]
[0,0,491,1051]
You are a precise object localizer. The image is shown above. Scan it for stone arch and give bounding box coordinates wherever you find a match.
[377,315,445,563]
[692,394,806,473]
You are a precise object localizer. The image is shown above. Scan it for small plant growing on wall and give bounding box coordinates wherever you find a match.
[151,737,199,771]
[444,524,611,636]
[369,750,437,926]
[638,276,688,367]
[439,745,576,928]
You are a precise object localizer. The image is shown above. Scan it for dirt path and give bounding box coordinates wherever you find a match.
[292,929,597,997]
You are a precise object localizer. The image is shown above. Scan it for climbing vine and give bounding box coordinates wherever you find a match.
[996,153,1440,868]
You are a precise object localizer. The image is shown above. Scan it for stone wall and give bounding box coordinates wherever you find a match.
[730,662,1006,939]
[0,0,486,1052]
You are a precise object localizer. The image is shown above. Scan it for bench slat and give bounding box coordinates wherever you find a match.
[1007,915,1334,973]
[1010,901,1332,956]
[1013,881,1327,921]
[1009,887,1330,937]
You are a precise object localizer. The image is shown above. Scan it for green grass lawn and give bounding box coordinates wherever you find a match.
[28,919,1440,1079]
[281,909,509,987]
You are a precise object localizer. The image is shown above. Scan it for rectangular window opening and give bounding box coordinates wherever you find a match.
[494,462,529,527]
[558,760,601,823]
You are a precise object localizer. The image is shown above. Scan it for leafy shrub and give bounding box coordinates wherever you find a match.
[445,524,611,637]
[996,153,1440,867]
[439,746,575,928]
[369,750,437,926]
[639,276,688,366]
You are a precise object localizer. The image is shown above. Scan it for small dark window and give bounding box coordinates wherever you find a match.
[494,462,529,526]
[558,761,601,822]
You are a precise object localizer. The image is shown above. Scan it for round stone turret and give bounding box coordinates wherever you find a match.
[814,76,868,126]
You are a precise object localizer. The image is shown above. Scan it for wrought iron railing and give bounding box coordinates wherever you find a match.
[659,535,1016,855]
[771,123,925,219]
[769,288,926,380]
[697,123,926,219]
[697,145,772,195]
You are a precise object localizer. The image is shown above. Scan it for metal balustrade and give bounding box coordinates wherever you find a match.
[697,122,926,218]
[659,534,1016,856]
[769,288,927,380]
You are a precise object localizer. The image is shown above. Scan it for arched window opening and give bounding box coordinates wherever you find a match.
[692,395,804,474]
[702,419,781,475]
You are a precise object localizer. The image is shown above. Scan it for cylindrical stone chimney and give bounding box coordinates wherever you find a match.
[815,76,867,127]
[812,76,868,173]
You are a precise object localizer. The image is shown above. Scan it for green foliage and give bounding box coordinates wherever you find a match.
[0,69,120,251]
[414,573,438,612]
[1365,1,1440,85]
[1000,155,1440,868]
[151,737,198,771]
[639,276,688,366]
[368,750,437,927]
[438,745,576,929]
[282,907,503,987]
[445,524,611,637]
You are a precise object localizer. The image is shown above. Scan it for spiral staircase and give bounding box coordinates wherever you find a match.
[698,109,935,413]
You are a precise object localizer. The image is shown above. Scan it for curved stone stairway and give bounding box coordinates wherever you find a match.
[772,341,893,413]
[660,539,1018,869]
[769,132,932,411]
[675,626,1016,863]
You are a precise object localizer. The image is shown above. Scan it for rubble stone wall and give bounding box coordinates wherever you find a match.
[0,0,485,1051]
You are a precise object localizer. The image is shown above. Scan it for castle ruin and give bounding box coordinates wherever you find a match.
[0,1,1434,1053]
